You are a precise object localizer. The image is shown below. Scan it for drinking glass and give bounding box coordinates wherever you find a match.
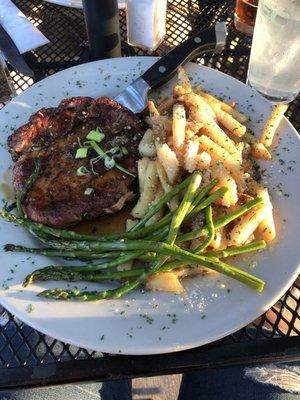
[234,0,258,36]
[247,0,300,103]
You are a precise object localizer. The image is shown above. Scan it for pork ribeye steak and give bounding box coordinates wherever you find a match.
[7,96,143,227]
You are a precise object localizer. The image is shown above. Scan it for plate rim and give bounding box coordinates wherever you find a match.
[0,56,299,355]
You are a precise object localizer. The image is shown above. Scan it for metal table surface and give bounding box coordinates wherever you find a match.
[0,0,299,389]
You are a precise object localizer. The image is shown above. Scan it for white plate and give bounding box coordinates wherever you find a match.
[43,0,126,9]
[0,57,299,355]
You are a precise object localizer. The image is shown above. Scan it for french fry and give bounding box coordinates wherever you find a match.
[228,204,268,245]
[210,102,247,138]
[131,161,159,219]
[173,66,192,97]
[138,157,150,193]
[145,184,165,226]
[255,187,276,242]
[198,135,243,181]
[148,100,160,116]
[251,142,272,160]
[146,272,184,293]
[184,137,199,173]
[178,92,216,122]
[194,86,249,123]
[195,151,211,170]
[180,92,241,159]
[156,160,180,211]
[172,103,186,150]
[260,104,288,147]
[150,115,173,141]
[200,121,241,160]
[211,162,238,207]
[157,143,180,184]
[185,120,203,139]
[139,129,157,157]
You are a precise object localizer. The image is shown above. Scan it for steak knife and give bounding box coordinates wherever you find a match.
[115,22,227,114]
[0,23,34,77]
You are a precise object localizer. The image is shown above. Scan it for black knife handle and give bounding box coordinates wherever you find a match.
[141,22,227,90]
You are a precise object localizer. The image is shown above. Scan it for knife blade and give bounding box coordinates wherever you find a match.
[0,23,34,77]
[115,22,227,114]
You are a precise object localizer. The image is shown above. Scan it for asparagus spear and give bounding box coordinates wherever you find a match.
[193,205,215,253]
[204,240,267,258]
[139,172,203,297]
[27,268,145,284]
[38,231,265,300]
[0,179,223,246]
[39,247,265,300]
[4,244,119,260]
[19,186,227,252]
[40,174,212,300]
[158,240,267,272]
[130,174,194,232]
[167,172,202,245]
[28,197,262,252]
[187,187,227,219]
[23,250,146,286]
[178,197,263,242]
[17,159,41,218]
[31,241,267,287]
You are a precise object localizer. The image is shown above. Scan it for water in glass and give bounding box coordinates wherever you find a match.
[247,0,300,103]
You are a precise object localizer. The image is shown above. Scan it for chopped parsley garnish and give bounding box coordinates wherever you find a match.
[26,304,34,313]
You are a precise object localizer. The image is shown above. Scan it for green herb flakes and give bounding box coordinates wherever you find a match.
[26,304,34,313]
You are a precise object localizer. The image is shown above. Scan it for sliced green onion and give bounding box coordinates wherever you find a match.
[108,146,121,155]
[76,148,88,159]
[121,147,128,155]
[104,157,116,169]
[89,141,135,178]
[84,187,94,195]
[76,166,90,176]
[86,129,105,143]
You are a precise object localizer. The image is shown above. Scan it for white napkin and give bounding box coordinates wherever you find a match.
[0,0,49,54]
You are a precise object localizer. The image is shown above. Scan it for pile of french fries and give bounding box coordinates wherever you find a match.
[128,67,287,293]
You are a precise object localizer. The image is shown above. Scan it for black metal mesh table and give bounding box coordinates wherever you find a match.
[0,0,299,389]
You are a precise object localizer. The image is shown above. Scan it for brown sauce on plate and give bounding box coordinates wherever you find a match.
[0,170,14,201]
[72,203,134,236]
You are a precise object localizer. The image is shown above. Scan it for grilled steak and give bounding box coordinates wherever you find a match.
[8,96,143,227]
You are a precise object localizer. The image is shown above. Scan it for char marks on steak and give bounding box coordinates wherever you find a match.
[8,96,143,227]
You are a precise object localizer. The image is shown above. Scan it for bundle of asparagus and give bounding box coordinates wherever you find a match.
[1,163,266,301]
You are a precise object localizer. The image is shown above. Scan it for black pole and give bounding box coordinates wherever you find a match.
[82,0,121,60]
